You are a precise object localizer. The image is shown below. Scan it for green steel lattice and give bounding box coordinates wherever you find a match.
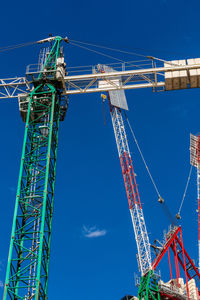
[3,83,61,300]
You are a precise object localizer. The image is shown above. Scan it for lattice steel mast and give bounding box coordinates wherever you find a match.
[98,64,152,275]
[109,102,152,275]
[190,134,200,271]
[3,36,68,300]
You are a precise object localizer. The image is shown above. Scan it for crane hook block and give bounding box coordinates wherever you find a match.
[158,196,164,204]
[175,213,181,220]
[101,94,107,101]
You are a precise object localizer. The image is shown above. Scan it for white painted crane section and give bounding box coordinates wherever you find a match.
[1,59,200,98]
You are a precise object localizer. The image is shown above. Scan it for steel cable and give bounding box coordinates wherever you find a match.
[69,41,125,62]
[69,38,191,58]
[124,111,174,223]
[0,41,37,53]
[124,112,160,198]
[69,39,148,59]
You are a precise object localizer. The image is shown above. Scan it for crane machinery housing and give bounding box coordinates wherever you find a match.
[1,35,200,300]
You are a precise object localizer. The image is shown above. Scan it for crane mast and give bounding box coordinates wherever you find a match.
[198,164,200,270]
[109,101,152,276]
[190,134,200,271]
[3,36,68,300]
[99,62,152,276]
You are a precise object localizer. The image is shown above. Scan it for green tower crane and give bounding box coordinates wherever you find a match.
[3,36,68,300]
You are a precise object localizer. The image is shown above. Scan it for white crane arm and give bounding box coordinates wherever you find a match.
[1,60,200,98]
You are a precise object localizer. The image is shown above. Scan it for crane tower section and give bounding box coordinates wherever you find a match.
[99,64,151,275]
[190,133,200,271]
[104,85,151,276]
[3,36,68,300]
[109,103,151,275]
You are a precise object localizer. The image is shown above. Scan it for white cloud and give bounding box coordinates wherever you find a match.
[82,225,107,238]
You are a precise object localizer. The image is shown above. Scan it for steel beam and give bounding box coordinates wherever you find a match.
[0,78,29,99]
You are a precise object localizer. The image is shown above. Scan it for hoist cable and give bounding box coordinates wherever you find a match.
[162,203,175,224]
[124,112,175,223]
[124,112,160,198]
[178,165,193,215]
[69,41,125,63]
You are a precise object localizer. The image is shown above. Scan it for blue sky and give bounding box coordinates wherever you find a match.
[1,0,200,299]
